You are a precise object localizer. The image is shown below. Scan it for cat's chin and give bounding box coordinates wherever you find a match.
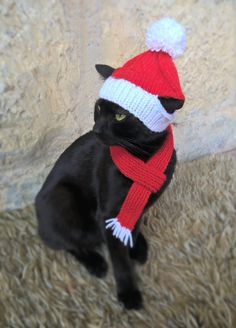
[93,132,146,156]
[93,132,113,146]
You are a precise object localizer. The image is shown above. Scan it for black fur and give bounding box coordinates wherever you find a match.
[35,64,181,310]
[95,64,115,80]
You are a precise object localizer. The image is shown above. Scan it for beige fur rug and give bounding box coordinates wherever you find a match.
[0,154,236,328]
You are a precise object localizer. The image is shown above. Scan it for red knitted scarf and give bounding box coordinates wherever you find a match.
[105,125,174,247]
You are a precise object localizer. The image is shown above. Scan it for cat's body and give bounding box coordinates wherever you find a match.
[35,65,183,310]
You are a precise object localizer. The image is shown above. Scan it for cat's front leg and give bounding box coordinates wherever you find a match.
[106,229,143,310]
[128,215,148,264]
[129,232,148,264]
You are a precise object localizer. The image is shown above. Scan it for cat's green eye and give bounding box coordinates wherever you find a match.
[97,104,101,112]
[115,113,126,121]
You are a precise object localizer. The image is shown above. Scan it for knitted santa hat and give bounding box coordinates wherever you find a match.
[99,17,186,132]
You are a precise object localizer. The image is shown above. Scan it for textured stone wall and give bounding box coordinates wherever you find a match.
[0,0,236,211]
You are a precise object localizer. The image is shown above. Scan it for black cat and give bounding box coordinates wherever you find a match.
[35,64,184,310]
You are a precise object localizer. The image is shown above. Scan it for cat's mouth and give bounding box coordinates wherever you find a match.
[93,128,152,157]
[115,139,152,157]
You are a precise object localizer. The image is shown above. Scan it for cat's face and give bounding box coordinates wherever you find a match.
[93,64,184,153]
[93,98,160,148]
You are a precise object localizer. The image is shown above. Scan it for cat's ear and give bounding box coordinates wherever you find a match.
[158,97,185,114]
[95,64,115,80]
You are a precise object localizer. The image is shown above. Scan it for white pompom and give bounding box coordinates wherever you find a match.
[146,17,186,59]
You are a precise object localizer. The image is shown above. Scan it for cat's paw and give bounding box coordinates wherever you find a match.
[118,289,143,310]
[85,252,108,278]
[70,250,108,278]
[129,233,148,264]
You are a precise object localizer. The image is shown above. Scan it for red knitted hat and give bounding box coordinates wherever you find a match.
[112,51,184,100]
[99,17,186,132]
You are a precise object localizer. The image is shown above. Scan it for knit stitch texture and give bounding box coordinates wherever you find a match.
[106,125,174,246]
[99,18,186,133]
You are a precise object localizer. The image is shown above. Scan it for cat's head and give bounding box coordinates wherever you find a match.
[93,64,184,152]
